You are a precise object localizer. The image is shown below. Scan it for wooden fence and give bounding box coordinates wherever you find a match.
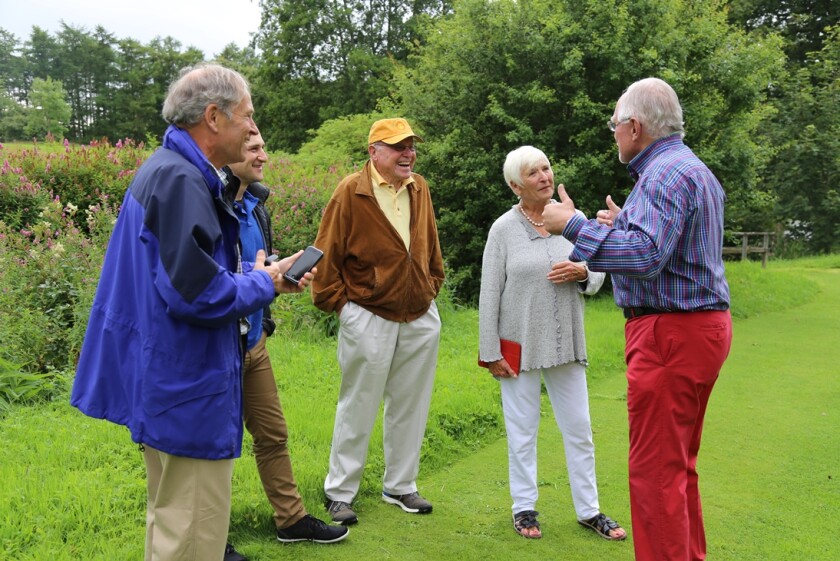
[722,231,775,268]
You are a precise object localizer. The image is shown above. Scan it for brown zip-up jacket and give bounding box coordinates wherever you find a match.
[311,160,445,322]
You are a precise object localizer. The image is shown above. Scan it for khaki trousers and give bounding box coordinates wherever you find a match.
[143,445,233,561]
[242,333,306,529]
[324,301,441,502]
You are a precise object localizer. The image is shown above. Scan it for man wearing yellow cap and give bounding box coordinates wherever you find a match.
[311,118,445,525]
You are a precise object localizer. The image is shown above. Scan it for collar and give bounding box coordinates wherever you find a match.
[627,134,684,181]
[370,161,415,190]
[233,190,260,215]
[162,125,225,198]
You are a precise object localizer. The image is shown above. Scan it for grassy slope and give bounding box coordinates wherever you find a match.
[1,258,838,560]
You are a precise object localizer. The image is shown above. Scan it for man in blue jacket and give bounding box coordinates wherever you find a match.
[71,63,314,561]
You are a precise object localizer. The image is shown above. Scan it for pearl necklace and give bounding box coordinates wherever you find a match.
[518,203,544,227]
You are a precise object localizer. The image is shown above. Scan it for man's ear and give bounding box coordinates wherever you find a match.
[205,104,221,133]
[630,118,643,141]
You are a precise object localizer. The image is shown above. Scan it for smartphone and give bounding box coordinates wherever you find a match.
[282,246,323,285]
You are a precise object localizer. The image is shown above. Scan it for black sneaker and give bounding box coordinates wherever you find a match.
[382,491,433,514]
[325,499,359,525]
[277,514,350,544]
[224,542,248,561]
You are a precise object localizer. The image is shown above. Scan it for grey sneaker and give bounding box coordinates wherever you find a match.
[325,499,358,525]
[277,514,349,543]
[382,491,433,514]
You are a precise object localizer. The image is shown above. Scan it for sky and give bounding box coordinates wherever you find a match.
[1,0,263,58]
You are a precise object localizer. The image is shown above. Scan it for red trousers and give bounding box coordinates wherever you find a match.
[625,310,732,561]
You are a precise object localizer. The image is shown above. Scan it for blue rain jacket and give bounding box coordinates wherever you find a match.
[71,147,275,459]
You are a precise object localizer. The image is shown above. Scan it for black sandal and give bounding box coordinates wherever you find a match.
[513,510,541,539]
[578,513,626,541]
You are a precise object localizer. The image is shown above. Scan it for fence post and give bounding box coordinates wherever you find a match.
[761,233,770,268]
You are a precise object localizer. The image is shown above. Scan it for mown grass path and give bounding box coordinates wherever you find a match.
[241,268,839,561]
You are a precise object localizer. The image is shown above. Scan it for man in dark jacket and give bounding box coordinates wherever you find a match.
[224,132,348,552]
[71,64,314,561]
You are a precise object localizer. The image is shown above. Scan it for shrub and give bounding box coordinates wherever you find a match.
[262,153,351,257]
[4,139,143,233]
[0,194,118,373]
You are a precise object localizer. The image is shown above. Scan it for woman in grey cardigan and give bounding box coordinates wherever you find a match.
[478,146,626,541]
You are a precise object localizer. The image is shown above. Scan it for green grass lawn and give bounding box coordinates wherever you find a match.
[1,256,838,560]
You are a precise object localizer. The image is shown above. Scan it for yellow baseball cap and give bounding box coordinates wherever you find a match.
[368,118,424,145]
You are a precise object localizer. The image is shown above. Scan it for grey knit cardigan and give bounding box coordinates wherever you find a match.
[478,206,605,372]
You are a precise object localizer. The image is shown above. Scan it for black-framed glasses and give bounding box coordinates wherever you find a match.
[607,117,631,132]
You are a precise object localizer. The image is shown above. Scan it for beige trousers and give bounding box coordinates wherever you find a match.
[143,445,233,561]
[324,301,441,502]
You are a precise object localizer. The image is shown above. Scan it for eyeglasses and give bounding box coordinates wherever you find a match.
[379,142,416,153]
[607,117,631,132]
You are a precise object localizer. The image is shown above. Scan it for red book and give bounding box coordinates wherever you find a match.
[478,339,521,374]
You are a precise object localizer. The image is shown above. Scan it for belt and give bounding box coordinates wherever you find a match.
[623,307,668,319]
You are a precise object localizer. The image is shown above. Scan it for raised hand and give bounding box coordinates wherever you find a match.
[596,195,622,226]
[542,183,577,235]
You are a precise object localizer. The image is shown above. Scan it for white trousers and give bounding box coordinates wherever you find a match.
[500,362,600,519]
[325,301,440,501]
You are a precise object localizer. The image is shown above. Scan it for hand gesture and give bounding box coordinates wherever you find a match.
[542,183,577,235]
[596,195,621,226]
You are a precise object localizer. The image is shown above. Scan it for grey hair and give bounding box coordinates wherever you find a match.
[503,145,550,188]
[616,77,685,139]
[161,63,251,126]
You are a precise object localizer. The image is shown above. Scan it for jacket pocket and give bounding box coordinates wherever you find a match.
[141,343,231,417]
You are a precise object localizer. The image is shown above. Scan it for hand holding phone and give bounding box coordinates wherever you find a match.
[282,246,323,285]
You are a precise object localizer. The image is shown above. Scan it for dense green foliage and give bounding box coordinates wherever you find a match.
[729,0,839,62]
[755,27,840,255]
[253,0,453,151]
[388,0,785,301]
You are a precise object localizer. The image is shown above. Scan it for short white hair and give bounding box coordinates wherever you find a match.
[616,77,685,139]
[503,145,550,187]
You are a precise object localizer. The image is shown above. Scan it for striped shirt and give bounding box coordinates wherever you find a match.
[564,135,730,311]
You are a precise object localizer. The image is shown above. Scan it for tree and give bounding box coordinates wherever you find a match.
[56,23,105,139]
[388,0,786,302]
[254,0,453,151]
[213,42,260,84]
[0,28,28,104]
[24,77,72,139]
[728,0,839,63]
[22,26,60,103]
[761,26,840,254]
[104,38,158,142]
[0,92,27,140]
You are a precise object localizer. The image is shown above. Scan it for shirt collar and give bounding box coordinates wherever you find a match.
[370,163,415,190]
[627,134,684,181]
